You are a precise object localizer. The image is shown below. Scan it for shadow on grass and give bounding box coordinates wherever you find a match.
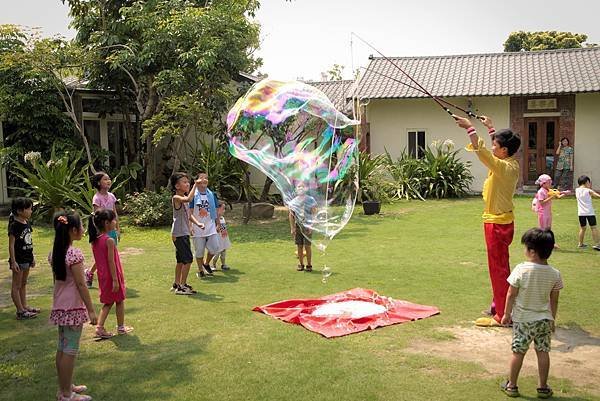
[554,322,600,352]
[197,268,245,285]
[0,311,213,401]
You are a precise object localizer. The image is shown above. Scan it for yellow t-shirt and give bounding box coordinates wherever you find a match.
[466,137,520,224]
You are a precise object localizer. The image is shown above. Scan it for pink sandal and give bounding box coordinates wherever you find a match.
[94,326,114,340]
[117,325,134,335]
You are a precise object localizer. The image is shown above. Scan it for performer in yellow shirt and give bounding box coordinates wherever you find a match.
[454,115,521,326]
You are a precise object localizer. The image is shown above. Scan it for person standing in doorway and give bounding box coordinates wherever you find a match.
[554,137,573,191]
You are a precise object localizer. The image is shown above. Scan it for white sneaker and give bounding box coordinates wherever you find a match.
[175,285,192,295]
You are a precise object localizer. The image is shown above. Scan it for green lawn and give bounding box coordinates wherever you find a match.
[1,197,599,401]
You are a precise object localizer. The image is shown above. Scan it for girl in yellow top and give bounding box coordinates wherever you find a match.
[454,115,521,327]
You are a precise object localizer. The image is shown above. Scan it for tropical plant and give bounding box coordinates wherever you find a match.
[123,188,173,227]
[419,140,473,199]
[384,150,426,201]
[11,147,92,218]
[383,140,473,200]
[357,150,386,203]
[11,146,139,220]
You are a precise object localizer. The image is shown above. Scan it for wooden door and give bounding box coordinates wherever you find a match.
[523,117,559,185]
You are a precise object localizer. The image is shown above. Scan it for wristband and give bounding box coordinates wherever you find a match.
[467,127,476,136]
[488,128,496,137]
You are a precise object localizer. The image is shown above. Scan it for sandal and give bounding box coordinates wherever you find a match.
[537,386,553,399]
[56,385,88,400]
[16,310,37,320]
[501,380,520,397]
[94,326,114,340]
[25,306,41,314]
[305,265,313,272]
[117,325,134,335]
[57,392,92,401]
[296,264,305,271]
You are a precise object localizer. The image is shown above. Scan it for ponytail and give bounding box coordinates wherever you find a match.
[88,208,116,243]
[51,211,81,281]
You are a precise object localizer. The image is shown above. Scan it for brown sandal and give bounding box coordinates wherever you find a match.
[305,265,313,272]
[296,264,305,271]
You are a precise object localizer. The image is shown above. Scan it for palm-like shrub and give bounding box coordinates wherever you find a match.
[12,148,93,218]
[383,140,473,200]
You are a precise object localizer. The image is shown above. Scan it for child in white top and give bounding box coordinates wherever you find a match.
[211,202,232,271]
[575,175,600,250]
[501,228,563,398]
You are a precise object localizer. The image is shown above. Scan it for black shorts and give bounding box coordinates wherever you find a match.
[173,235,193,264]
[294,224,312,246]
[579,215,597,227]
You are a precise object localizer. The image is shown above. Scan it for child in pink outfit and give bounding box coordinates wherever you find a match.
[49,212,97,401]
[89,208,132,338]
[535,174,565,248]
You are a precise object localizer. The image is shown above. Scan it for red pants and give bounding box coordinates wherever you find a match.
[484,222,514,322]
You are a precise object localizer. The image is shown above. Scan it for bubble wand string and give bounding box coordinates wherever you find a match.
[351,32,483,120]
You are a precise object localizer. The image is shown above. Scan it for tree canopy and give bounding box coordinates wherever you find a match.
[503,31,596,52]
[62,0,262,187]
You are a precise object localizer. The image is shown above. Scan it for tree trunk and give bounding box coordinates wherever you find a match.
[260,176,273,201]
[243,169,251,225]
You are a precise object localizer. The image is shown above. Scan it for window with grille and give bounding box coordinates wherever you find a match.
[408,130,426,158]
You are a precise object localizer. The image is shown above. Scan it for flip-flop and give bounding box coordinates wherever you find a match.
[475,317,502,327]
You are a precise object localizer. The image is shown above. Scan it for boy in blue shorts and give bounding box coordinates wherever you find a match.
[501,228,563,398]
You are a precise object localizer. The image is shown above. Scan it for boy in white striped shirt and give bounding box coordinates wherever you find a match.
[500,228,563,398]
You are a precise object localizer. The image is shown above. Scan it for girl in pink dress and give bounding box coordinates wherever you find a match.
[49,212,97,401]
[89,209,132,338]
[535,174,565,247]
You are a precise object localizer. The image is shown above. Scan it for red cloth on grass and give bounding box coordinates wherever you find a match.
[253,288,439,338]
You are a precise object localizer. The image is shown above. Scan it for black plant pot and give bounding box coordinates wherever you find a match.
[362,201,381,215]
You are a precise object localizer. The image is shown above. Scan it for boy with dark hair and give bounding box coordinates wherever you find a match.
[575,175,600,250]
[454,115,521,326]
[500,228,562,398]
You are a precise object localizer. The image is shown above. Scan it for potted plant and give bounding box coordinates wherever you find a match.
[361,171,388,215]
[357,151,387,215]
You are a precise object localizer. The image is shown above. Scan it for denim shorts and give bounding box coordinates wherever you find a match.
[57,325,83,355]
[512,319,552,354]
[9,262,32,271]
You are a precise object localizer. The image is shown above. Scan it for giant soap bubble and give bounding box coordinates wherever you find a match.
[226,79,360,251]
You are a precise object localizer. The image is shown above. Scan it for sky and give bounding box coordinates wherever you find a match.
[2,0,599,81]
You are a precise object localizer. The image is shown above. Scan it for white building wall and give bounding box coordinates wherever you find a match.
[367,96,510,191]
[574,93,600,185]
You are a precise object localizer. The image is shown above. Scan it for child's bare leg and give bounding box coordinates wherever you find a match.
[297,245,304,265]
[19,269,29,309]
[535,349,550,389]
[508,351,526,388]
[305,244,312,266]
[578,226,586,245]
[591,226,599,244]
[175,263,183,285]
[98,303,113,329]
[11,270,25,312]
[181,263,191,285]
[115,301,125,327]
[204,253,214,266]
[219,250,227,266]
[195,257,204,272]
[57,351,76,397]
